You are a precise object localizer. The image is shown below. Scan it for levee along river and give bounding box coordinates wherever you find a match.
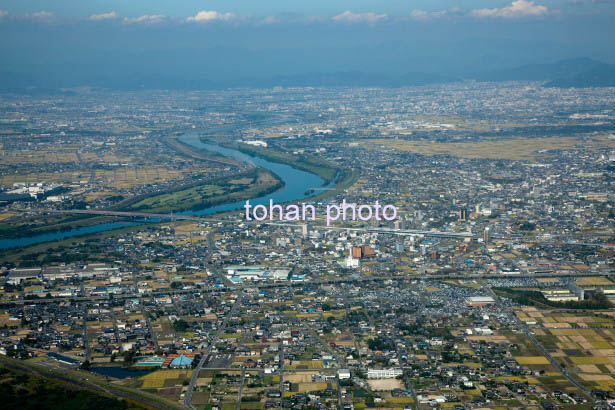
[0,130,327,250]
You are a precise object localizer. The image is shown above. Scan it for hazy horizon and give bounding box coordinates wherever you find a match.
[1,1,615,88]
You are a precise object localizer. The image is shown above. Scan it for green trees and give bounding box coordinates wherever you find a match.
[173,319,189,332]
[0,365,132,410]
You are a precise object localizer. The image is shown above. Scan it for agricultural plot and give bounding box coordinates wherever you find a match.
[138,369,193,402]
[140,369,192,388]
[0,129,232,212]
[366,135,615,161]
[198,370,243,410]
[517,309,615,328]
[576,277,614,286]
[513,309,615,394]
[285,360,324,370]
[537,327,615,391]
[515,356,551,365]
[349,385,414,409]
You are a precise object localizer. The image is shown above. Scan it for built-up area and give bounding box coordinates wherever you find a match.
[1,83,615,409]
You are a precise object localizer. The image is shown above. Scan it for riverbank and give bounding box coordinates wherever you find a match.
[128,168,284,214]
[0,126,342,253]
[203,136,339,183]
[0,214,125,241]
[0,221,144,264]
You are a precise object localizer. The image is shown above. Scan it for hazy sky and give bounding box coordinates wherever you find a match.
[1,1,614,18]
[1,1,614,87]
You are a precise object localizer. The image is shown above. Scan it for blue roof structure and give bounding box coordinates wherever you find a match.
[170,355,193,367]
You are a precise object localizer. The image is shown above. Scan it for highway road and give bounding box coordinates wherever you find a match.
[236,367,246,410]
[0,355,186,410]
[82,303,91,362]
[4,270,615,306]
[35,208,476,238]
[24,207,615,248]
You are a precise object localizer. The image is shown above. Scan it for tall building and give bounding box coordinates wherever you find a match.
[301,223,308,238]
[361,245,375,258]
[459,208,468,221]
[351,245,375,259]
[352,247,363,259]
[484,227,491,244]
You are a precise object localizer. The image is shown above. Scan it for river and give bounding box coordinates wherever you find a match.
[89,366,153,379]
[178,132,325,216]
[0,129,326,250]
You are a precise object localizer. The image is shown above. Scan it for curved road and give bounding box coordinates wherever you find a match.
[0,356,185,410]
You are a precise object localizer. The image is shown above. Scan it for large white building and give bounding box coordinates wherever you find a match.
[466,296,495,306]
[338,369,351,380]
[225,266,291,282]
[342,255,359,268]
[6,268,41,285]
[367,368,403,379]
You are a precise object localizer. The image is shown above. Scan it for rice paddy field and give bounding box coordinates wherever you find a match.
[365,135,615,161]
[139,369,192,388]
[0,162,190,190]
[0,132,232,214]
[576,276,614,286]
[517,308,615,392]
[514,356,551,365]
[517,309,615,328]
[285,360,324,370]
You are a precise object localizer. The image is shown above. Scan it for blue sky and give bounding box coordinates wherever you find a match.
[0,1,614,88]
[0,0,612,21]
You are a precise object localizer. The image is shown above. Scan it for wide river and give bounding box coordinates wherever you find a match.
[0,129,326,250]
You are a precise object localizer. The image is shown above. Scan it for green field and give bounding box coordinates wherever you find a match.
[130,169,283,213]
[0,365,140,410]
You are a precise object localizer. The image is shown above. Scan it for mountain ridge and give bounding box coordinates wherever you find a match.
[2,58,615,91]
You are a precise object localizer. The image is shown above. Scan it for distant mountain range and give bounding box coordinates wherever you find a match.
[477,57,615,87]
[1,58,614,91]
[545,61,615,87]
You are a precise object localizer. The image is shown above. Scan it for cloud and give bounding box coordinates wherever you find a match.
[259,16,280,25]
[299,15,327,24]
[89,12,118,21]
[332,10,388,24]
[409,9,450,20]
[470,0,549,18]
[28,11,54,19]
[186,10,235,23]
[123,14,165,24]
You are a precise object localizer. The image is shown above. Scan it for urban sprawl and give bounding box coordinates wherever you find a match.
[0,82,615,410]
